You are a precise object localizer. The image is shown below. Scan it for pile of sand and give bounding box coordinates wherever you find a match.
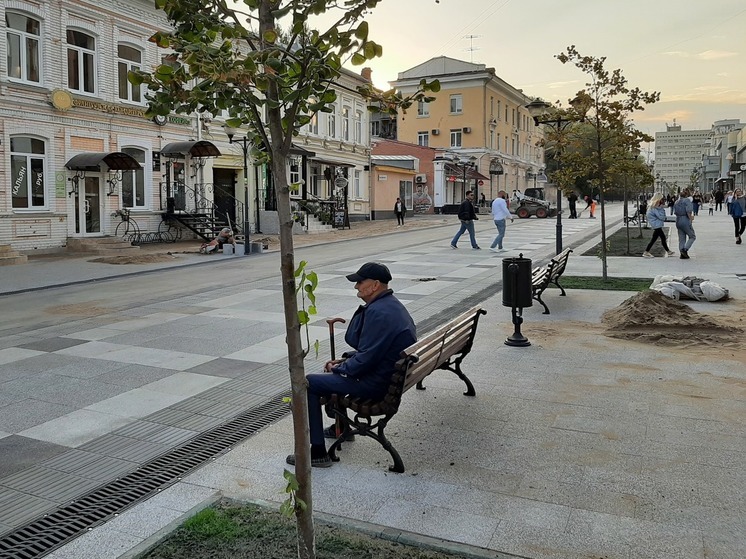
[602,290,742,346]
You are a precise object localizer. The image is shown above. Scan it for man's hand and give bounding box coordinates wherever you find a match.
[324,358,345,372]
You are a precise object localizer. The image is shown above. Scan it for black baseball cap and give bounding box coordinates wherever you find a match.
[346,262,392,283]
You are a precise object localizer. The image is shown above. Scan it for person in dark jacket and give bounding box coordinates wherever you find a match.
[393,197,405,227]
[286,262,417,468]
[567,192,578,218]
[714,189,724,211]
[450,190,480,249]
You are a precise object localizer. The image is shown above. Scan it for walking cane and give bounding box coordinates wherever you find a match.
[326,317,346,438]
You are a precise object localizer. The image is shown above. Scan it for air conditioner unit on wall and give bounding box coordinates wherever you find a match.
[431,129,440,135]
[415,174,426,183]
[462,127,472,133]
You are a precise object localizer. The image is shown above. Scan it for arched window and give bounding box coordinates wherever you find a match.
[6,12,41,83]
[10,137,46,209]
[121,147,146,208]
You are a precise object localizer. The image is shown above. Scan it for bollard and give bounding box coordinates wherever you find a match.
[502,254,532,347]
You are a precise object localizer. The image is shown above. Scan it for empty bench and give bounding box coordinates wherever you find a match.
[323,305,487,473]
[532,248,573,314]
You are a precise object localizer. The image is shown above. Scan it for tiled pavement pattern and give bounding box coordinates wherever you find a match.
[2,206,745,559]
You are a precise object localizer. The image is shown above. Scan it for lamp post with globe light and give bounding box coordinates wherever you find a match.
[526,97,586,255]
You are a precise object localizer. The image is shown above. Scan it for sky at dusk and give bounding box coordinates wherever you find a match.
[315,0,746,140]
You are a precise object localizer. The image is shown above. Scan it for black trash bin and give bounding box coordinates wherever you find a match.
[502,256,533,308]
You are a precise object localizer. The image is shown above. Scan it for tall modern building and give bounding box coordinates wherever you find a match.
[653,122,709,194]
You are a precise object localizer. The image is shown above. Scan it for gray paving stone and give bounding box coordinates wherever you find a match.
[185,357,264,378]
[93,363,177,388]
[0,435,70,478]
[43,526,142,559]
[1,466,102,503]
[78,434,170,463]
[0,487,56,527]
[43,449,138,481]
[1,372,126,407]
[0,398,75,432]
[17,337,88,352]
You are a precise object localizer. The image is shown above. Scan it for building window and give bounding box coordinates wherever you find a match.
[353,169,363,199]
[121,147,146,208]
[118,44,142,103]
[450,129,462,148]
[67,29,96,94]
[327,110,336,138]
[371,120,380,137]
[354,110,363,143]
[6,12,41,83]
[450,94,462,114]
[417,100,430,116]
[342,106,350,141]
[497,100,501,120]
[289,158,301,186]
[10,136,46,209]
[418,131,429,147]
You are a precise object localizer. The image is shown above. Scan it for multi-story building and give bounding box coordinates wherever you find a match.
[653,122,710,194]
[389,56,544,211]
[1,1,372,254]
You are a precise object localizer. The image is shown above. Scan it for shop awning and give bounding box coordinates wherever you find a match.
[729,162,746,174]
[160,140,221,157]
[65,152,141,172]
[310,157,355,168]
[445,164,489,181]
[290,144,316,157]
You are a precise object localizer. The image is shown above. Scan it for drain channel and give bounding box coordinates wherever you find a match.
[0,391,291,559]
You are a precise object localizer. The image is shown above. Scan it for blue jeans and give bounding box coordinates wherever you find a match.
[306,372,385,446]
[490,219,506,249]
[451,220,478,248]
[675,217,696,251]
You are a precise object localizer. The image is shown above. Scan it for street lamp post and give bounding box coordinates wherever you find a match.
[447,152,477,201]
[526,98,585,255]
[224,127,251,255]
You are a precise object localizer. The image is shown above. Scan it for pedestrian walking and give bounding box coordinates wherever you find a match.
[393,197,405,227]
[730,188,746,244]
[714,189,724,211]
[489,190,513,252]
[567,192,578,218]
[642,194,674,258]
[450,190,480,249]
[725,190,734,215]
[673,188,696,259]
[692,191,702,216]
[582,195,596,218]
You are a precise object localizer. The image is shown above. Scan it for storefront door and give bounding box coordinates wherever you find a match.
[74,176,102,235]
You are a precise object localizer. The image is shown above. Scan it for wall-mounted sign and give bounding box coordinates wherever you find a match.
[153,151,161,172]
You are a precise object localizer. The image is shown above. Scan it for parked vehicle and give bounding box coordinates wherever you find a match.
[511,189,557,219]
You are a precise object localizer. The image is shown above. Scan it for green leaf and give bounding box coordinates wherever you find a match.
[263,29,278,44]
[298,310,309,325]
[354,21,369,40]
[351,53,366,66]
[294,260,308,277]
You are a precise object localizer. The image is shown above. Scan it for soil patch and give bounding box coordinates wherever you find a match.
[601,290,743,347]
[138,499,475,559]
[89,254,181,265]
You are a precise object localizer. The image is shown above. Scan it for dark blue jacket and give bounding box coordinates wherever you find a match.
[334,290,417,396]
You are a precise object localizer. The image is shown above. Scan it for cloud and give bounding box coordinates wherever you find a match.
[696,50,737,60]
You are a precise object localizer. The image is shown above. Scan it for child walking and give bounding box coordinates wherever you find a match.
[643,194,674,258]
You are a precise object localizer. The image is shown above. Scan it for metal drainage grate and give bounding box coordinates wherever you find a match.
[0,391,291,559]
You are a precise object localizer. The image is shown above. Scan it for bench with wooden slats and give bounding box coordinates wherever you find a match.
[531,248,572,314]
[324,305,486,473]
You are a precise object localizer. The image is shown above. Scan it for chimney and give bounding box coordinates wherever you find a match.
[361,67,372,82]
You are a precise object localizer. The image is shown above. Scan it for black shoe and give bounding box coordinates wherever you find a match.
[285,453,333,468]
[323,425,355,441]
[737,236,742,245]
[680,250,689,259]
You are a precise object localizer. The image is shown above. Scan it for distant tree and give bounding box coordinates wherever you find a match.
[130,2,437,558]
[556,46,660,279]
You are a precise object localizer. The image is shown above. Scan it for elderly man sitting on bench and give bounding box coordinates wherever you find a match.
[286,262,417,468]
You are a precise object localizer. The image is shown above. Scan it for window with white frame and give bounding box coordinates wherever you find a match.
[354,110,363,143]
[417,131,429,147]
[342,106,350,141]
[10,136,46,209]
[399,180,413,211]
[449,94,462,114]
[417,100,430,117]
[353,169,362,198]
[289,158,301,186]
[371,120,380,137]
[450,129,462,148]
[6,12,41,83]
[121,147,146,208]
[67,29,96,94]
[309,104,319,134]
[117,44,142,103]
[327,110,336,138]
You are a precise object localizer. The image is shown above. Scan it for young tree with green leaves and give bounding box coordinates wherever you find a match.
[555,46,659,279]
[130,2,437,557]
